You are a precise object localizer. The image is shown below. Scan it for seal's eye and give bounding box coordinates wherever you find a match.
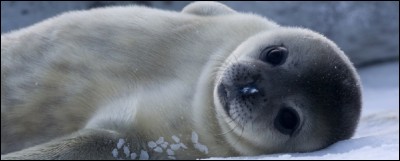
[274,107,299,135]
[260,46,288,66]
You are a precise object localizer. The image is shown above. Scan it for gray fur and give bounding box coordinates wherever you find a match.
[1,1,361,159]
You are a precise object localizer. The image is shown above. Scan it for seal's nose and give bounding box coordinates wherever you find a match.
[239,85,259,96]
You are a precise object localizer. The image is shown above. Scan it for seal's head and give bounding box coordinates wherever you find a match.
[214,27,362,155]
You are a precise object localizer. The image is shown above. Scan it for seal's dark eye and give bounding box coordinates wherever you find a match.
[274,107,299,135]
[260,46,288,66]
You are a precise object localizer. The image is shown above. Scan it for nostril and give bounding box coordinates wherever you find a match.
[240,85,259,95]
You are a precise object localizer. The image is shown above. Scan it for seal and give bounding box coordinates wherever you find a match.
[1,1,362,159]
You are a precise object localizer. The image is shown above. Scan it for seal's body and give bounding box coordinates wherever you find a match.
[1,2,361,159]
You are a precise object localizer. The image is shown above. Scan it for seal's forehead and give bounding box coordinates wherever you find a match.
[264,28,340,55]
[232,26,354,74]
[277,29,353,68]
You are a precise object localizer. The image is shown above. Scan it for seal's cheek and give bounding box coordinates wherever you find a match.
[217,83,230,115]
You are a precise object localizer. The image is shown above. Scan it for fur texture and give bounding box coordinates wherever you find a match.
[1,1,361,159]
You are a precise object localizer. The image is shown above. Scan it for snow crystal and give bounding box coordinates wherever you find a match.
[112,148,118,158]
[172,135,180,143]
[154,147,163,153]
[191,131,198,144]
[117,138,125,149]
[167,149,175,156]
[148,141,157,148]
[139,150,149,160]
[123,145,130,158]
[170,143,181,151]
[156,137,164,144]
[130,153,137,160]
[161,142,169,149]
[194,143,209,154]
[180,143,188,149]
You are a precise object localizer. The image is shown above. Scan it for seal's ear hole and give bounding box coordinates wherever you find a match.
[260,46,288,66]
[274,107,299,135]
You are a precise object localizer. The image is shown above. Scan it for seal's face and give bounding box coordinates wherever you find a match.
[213,28,362,155]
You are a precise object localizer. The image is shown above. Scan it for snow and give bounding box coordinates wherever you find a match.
[123,145,130,158]
[191,131,209,154]
[180,143,188,149]
[147,141,157,148]
[111,148,118,158]
[139,150,149,160]
[161,142,169,149]
[194,143,209,154]
[167,149,175,156]
[130,152,137,160]
[208,62,399,160]
[116,138,125,149]
[192,131,199,144]
[170,143,181,151]
[156,137,164,145]
[154,147,163,153]
[172,135,180,143]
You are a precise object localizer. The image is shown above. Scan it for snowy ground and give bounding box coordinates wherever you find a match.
[209,62,399,160]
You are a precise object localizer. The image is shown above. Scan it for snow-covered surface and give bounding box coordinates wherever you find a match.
[209,62,399,160]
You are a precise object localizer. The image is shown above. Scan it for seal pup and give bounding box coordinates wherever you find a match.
[1,1,361,159]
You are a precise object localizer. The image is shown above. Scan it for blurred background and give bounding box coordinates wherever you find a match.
[1,1,399,68]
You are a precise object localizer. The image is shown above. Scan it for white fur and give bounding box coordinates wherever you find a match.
[1,1,358,160]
